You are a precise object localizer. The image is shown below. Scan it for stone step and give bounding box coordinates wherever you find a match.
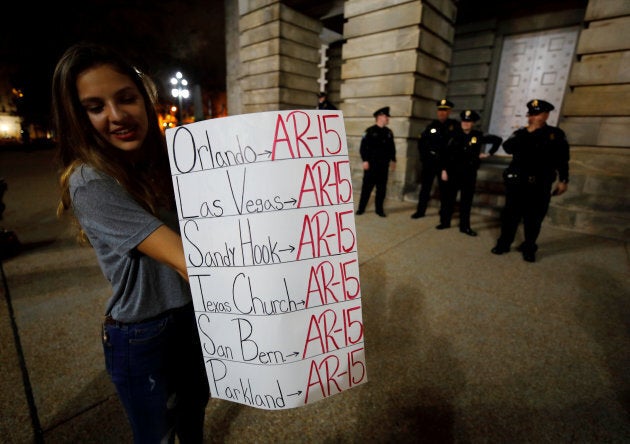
[473,161,507,217]
[548,202,630,241]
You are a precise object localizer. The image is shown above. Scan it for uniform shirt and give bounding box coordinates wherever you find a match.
[70,164,192,323]
[445,129,503,173]
[418,118,458,163]
[502,124,570,184]
[359,124,396,170]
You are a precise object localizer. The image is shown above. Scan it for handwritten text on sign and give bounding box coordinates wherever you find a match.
[165,110,367,410]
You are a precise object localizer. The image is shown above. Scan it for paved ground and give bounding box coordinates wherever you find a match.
[1,146,629,443]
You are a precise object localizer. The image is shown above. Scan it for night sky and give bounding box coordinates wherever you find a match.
[1,0,226,120]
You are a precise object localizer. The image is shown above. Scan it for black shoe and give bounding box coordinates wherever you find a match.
[460,227,477,236]
[491,245,510,255]
[522,251,536,262]
[410,212,425,219]
[516,242,525,252]
[435,224,450,230]
[376,211,387,218]
[355,209,364,215]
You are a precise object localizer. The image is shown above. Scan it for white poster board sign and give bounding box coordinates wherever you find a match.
[165,110,367,410]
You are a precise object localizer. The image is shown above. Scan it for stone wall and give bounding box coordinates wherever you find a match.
[324,42,343,108]
[447,20,498,116]
[549,0,630,241]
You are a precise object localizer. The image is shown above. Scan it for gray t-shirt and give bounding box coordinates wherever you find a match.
[70,164,192,323]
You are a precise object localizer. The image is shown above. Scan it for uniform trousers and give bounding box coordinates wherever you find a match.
[357,167,389,214]
[496,181,552,254]
[415,159,439,215]
[439,170,477,228]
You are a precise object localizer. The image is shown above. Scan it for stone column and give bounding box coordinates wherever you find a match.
[341,0,457,199]
[225,0,243,116]
[235,0,322,113]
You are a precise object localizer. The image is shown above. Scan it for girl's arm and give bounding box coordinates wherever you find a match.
[137,225,189,281]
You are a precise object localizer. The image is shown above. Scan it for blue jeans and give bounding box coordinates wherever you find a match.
[102,303,209,443]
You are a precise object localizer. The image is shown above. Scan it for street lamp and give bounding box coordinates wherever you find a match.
[170,71,189,125]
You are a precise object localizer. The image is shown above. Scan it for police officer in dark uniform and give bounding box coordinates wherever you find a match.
[411,99,458,219]
[491,99,570,262]
[317,92,337,110]
[437,110,503,235]
[356,106,396,217]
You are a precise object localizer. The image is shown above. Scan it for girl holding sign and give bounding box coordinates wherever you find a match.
[52,43,209,442]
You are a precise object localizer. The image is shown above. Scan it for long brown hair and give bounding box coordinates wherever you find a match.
[52,42,175,243]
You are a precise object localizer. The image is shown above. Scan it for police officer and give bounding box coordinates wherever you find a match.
[356,106,396,217]
[317,92,337,110]
[411,99,458,219]
[437,110,503,235]
[491,99,570,262]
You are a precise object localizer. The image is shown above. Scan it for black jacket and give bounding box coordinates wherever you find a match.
[418,118,458,163]
[360,125,396,171]
[502,124,570,184]
[317,100,337,110]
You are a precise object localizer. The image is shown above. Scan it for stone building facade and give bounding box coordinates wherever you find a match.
[225,0,629,241]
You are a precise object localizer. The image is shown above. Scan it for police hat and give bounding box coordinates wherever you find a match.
[460,109,480,122]
[526,99,555,115]
[318,92,328,98]
[373,106,390,117]
[436,99,454,109]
